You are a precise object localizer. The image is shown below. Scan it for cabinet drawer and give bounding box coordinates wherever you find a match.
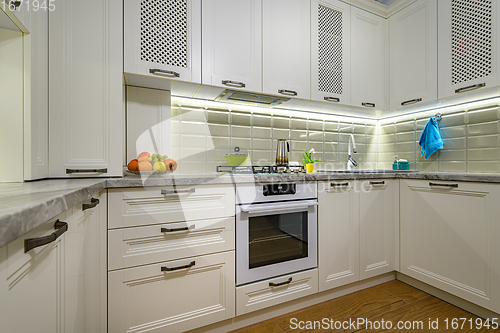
[108,217,235,270]
[108,184,235,229]
[236,268,318,316]
[108,251,235,333]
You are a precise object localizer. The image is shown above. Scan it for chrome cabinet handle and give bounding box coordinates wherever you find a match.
[161,188,195,195]
[25,220,68,253]
[278,89,297,96]
[331,182,349,187]
[455,83,485,94]
[429,182,458,188]
[66,168,107,174]
[370,181,385,186]
[269,277,292,287]
[161,225,194,233]
[149,69,180,77]
[82,198,99,211]
[240,202,318,214]
[401,98,422,106]
[161,261,195,272]
[222,80,245,88]
[362,102,376,108]
[324,97,340,103]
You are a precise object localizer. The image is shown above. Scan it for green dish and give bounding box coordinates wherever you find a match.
[224,154,249,166]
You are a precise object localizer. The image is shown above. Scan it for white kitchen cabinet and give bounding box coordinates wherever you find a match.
[351,7,388,111]
[317,181,360,292]
[359,179,398,280]
[400,180,500,314]
[124,0,201,84]
[311,0,351,105]
[108,251,235,333]
[49,0,123,177]
[0,193,106,333]
[438,0,500,99]
[389,0,437,110]
[7,0,31,31]
[263,0,310,99]
[202,0,262,92]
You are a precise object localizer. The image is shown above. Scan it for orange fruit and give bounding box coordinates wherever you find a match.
[138,161,153,171]
[127,159,139,171]
[137,152,152,163]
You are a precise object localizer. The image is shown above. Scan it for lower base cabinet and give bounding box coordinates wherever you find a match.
[108,251,235,333]
[400,180,500,314]
[236,268,319,316]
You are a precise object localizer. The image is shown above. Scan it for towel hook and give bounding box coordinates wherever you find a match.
[435,112,442,121]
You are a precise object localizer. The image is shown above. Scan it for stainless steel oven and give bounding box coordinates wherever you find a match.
[235,182,317,286]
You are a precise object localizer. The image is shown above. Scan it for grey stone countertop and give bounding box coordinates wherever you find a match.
[3,171,500,248]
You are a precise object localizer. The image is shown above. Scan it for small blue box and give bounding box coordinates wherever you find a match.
[393,161,410,170]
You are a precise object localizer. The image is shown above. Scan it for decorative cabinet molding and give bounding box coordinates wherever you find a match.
[124,0,202,84]
[49,0,123,177]
[389,0,437,110]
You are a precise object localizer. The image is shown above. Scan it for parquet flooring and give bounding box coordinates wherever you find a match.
[230,280,499,333]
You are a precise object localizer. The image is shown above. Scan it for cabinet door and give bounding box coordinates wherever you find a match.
[202,0,262,92]
[0,216,66,333]
[389,0,437,110]
[351,7,388,111]
[263,0,310,99]
[49,0,123,177]
[108,251,235,333]
[438,0,500,99]
[400,180,500,313]
[311,0,351,105]
[317,181,359,292]
[124,0,201,84]
[359,179,398,280]
[8,0,30,31]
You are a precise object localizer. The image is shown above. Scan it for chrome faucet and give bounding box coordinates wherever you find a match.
[347,134,358,171]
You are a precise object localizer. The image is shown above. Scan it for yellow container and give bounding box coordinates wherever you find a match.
[306,163,314,173]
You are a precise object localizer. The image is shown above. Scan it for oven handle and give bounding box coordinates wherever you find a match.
[240,202,318,215]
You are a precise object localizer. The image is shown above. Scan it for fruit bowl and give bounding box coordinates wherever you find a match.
[125,170,174,176]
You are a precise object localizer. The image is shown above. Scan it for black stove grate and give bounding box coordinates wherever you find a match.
[216,165,305,174]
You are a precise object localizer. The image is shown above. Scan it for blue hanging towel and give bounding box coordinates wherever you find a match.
[418,117,443,160]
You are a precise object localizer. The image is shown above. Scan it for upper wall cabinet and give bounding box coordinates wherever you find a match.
[438,0,500,99]
[389,0,437,110]
[202,0,262,92]
[124,0,201,84]
[49,0,123,177]
[263,0,311,99]
[351,7,388,111]
[311,0,351,105]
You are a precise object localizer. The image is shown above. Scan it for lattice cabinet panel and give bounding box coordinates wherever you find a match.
[124,0,201,84]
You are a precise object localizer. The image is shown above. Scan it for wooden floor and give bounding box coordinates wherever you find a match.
[230,280,498,333]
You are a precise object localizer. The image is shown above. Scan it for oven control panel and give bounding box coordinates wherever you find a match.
[263,183,296,196]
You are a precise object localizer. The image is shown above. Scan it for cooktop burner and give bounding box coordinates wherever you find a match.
[216,165,305,174]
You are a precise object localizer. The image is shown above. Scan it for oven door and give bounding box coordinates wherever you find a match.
[236,199,318,286]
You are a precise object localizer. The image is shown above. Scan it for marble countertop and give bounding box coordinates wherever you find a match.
[3,171,500,248]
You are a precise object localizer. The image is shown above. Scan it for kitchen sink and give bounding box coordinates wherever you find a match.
[315,169,418,174]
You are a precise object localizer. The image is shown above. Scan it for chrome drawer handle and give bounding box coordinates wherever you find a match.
[149,69,180,77]
[278,89,297,96]
[370,181,385,186]
[362,102,375,108]
[82,197,99,211]
[161,261,195,272]
[455,83,485,94]
[331,182,349,187]
[269,277,292,287]
[66,168,107,174]
[25,220,68,253]
[161,225,194,233]
[324,97,340,103]
[161,188,195,195]
[401,98,422,106]
[222,80,245,88]
[429,182,458,188]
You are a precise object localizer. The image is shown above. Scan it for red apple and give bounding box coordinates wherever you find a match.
[164,158,177,171]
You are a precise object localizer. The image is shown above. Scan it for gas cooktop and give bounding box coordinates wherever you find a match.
[216,165,305,174]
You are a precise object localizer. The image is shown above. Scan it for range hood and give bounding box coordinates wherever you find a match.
[214,89,291,108]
